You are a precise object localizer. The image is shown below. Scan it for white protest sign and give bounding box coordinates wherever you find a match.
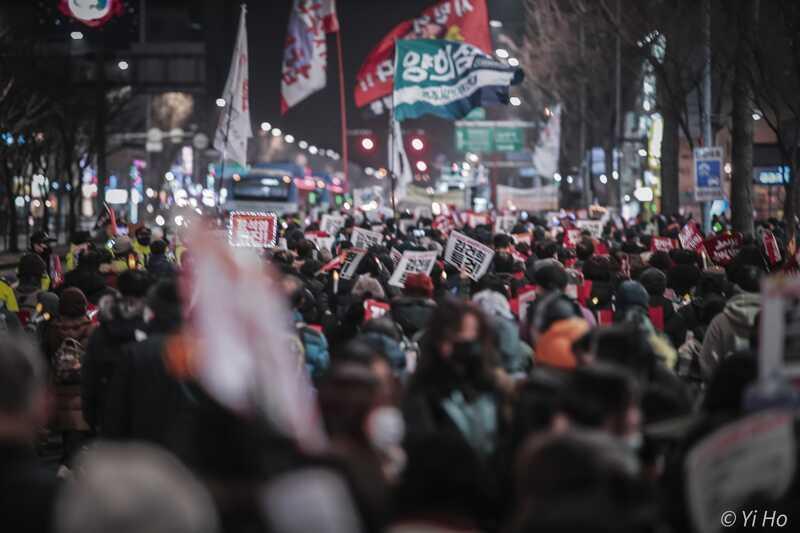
[390,248,403,267]
[444,231,495,281]
[388,250,438,288]
[320,214,346,237]
[685,409,795,533]
[340,249,367,280]
[350,227,384,249]
[494,215,516,235]
[575,219,604,239]
[468,213,489,228]
[759,275,800,381]
[306,233,334,254]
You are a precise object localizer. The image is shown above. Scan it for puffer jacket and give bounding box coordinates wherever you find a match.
[46,315,95,431]
[391,296,436,338]
[698,292,760,381]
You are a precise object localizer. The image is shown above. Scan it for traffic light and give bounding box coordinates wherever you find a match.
[360,137,375,151]
[410,137,424,151]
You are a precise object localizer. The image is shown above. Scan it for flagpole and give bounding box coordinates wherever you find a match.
[334,23,349,186]
[216,91,235,213]
[388,111,398,226]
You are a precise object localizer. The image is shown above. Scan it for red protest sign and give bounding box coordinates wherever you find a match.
[354,0,491,112]
[679,223,706,253]
[703,232,744,266]
[564,229,581,249]
[762,230,782,266]
[363,299,390,322]
[229,212,278,248]
[651,237,676,252]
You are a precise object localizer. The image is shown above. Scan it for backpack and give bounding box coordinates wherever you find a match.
[52,337,85,385]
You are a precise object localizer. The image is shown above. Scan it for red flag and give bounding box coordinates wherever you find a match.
[354,0,491,112]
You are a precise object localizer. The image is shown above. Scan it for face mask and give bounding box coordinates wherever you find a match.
[138,236,151,246]
[365,406,405,452]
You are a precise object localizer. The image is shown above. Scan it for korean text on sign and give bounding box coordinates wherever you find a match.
[444,231,494,281]
[229,212,277,248]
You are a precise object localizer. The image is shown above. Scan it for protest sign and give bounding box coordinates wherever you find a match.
[468,212,489,228]
[518,286,537,324]
[432,215,454,235]
[563,228,582,249]
[679,223,705,253]
[759,275,800,381]
[704,232,743,266]
[651,237,676,252]
[229,212,278,248]
[444,231,494,281]
[512,233,532,245]
[320,214,346,237]
[363,299,390,321]
[340,249,367,280]
[305,232,334,254]
[351,227,384,249]
[685,409,795,533]
[494,215,516,235]
[575,219,604,239]
[762,230,782,266]
[388,250,438,288]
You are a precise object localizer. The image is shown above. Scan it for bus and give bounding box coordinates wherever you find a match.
[224,163,301,215]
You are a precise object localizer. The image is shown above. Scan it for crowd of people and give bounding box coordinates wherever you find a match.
[0,207,797,533]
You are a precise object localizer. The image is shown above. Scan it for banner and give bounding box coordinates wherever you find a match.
[563,228,582,249]
[393,39,522,122]
[651,237,676,253]
[532,104,561,178]
[389,118,413,200]
[389,250,438,288]
[496,185,559,212]
[280,0,339,113]
[679,223,705,253]
[704,233,743,266]
[214,6,253,168]
[320,213,346,237]
[340,249,367,280]
[351,227,384,249]
[229,212,278,248]
[355,0,491,113]
[444,231,494,281]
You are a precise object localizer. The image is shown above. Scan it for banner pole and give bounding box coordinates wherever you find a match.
[335,25,349,188]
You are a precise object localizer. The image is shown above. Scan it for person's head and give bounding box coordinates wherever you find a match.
[0,334,49,442]
[418,298,498,390]
[317,361,382,448]
[493,251,515,274]
[403,272,434,299]
[592,324,656,382]
[556,364,641,442]
[493,233,514,252]
[144,280,182,333]
[702,350,757,415]
[113,236,135,257]
[535,240,558,260]
[54,443,218,533]
[30,230,54,256]
[638,268,667,297]
[534,263,568,293]
[352,274,385,300]
[615,281,650,315]
[60,287,89,319]
[295,239,316,262]
[575,239,595,262]
[728,264,764,293]
[149,239,168,256]
[135,226,152,247]
[281,275,306,310]
[339,339,398,404]
[17,253,47,284]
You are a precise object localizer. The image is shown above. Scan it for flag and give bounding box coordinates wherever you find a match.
[355,0,491,116]
[389,117,413,201]
[214,5,252,168]
[281,0,340,113]
[532,104,561,179]
[392,39,523,122]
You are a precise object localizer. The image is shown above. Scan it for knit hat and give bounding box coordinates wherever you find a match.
[59,287,88,319]
[667,264,701,296]
[404,272,434,298]
[532,263,568,292]
[614,281,650,313]
[113,236,134,256]
[352,274,385,299]
[472,289,513,320]
[535,318,590,370]
[638,268,667,296]
[18,253,47,280]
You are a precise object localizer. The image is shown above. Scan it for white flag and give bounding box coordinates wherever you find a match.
[389,117,413,201]
[214,6,252,168]
[532,104,561,179]
[281,0,339,113]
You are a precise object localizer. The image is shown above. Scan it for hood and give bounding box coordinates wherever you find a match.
[536,318,590,370]
[723,292,761,330]
[98,295,145,341]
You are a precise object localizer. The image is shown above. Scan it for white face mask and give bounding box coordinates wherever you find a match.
[365,406,405,452]
[142,306,155,324]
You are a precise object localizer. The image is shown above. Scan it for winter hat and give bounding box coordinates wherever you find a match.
[638,268,667,297]
[582,255,614,282]
[18,253,47,281]
[352,274,385,299]
[472,289,513,320]
[535,318,590,370]
[113,236,134,256]
[60,287,88,319]
[614,281,650,314]
[648,251,673,272]
[533,263,568,292]
[404,272,434,298]
[146,280,182,332]
[667,264,701,296]
[37,291,60,319]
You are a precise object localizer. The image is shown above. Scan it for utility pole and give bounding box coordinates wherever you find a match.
[614,0,622,208]
[579,21,590,208]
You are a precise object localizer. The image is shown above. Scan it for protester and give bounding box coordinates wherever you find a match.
[30,230,62,289]
[146,239,177,279]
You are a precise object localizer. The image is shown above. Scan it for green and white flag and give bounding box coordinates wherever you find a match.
[392,39,522,123]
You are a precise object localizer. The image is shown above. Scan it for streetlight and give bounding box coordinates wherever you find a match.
[599,174,608,184]
[638,148,648,157]
[509,96,522,106]
[416,161,428,172]
[284,134,295,143]
[215,98,226,108]
[299,140,308,149]
[495,48,509,59]
[271,128,282,137]
[70,31,84,40]
[508,57,520,67]
[260,122,271,132]
[410,137,424,151]
[117,60,129,71]
[309,145,318,154]
[489,20,503,28]
[612,170,620,180]
[361,137,375,151]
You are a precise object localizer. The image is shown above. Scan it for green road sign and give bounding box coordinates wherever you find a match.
[455,125,525,153]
